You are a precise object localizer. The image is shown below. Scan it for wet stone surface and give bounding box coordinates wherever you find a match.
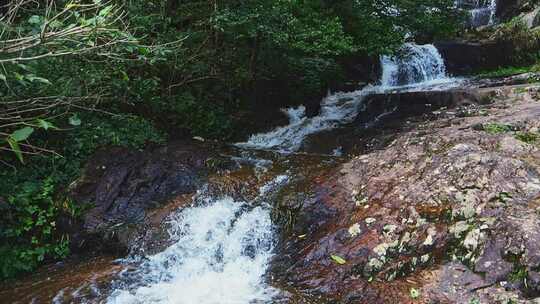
[2,84,540,304]
[276,84,540,303]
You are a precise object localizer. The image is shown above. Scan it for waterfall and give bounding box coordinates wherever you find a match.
[380,43,447,87]
[105,175,288,304]
[236,43,455,153]
[456,0,497,27]
[236,88,376,153]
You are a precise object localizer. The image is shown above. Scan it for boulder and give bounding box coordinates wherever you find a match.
[356,89,482,125]
[65,141,223,253]
[496,0,537,21]
[435,40,514,74]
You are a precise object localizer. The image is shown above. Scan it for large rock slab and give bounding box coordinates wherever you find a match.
[276,85,540,303]
[496,0,538,22]
[65,141,222,253]
[356,89,483,125]
[435,41,514,74]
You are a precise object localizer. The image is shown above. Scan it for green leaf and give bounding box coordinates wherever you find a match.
[10,127,34,142]
[330,254,347,265]
[410,288,420,299]
[0,74,5,81]
[36,119,57,130]
[69,115,81,126]
[99,5,114,17]
[17,64,33,72]
[26,76,51,85]
[13,72,27,86]
[49,20,64,29]
[28,15,42,25]
[66,3,79,9]
[6,138,24,164]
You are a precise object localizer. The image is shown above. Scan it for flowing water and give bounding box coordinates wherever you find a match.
[456,0,497,27]
[2,42,466,304]
[105,175,289,304]
[380,43,447,87]
[237,43,458,153]
[235,88,377,153]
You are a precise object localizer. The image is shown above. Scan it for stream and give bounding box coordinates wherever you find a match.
[1,43,481,303]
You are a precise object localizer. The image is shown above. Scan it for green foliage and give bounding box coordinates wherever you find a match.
[508,265,529,285]
[0,0,461,279]
[0,177,70,279]
[213,1,356,56]
[410,288,421,300]
[476,64,540,78]
[330,254,347,265]
[285,57,345,100]
[515,131,539,144]
[483,123,514,134]
[0,113,164,279]
[67,114,166,155]
[493,18,540,64]
[469,298,480,304]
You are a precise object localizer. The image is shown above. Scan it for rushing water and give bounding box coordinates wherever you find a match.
[105,176,289,304]
[456,0,497,27]
[25,42,464,304]
[237,43,457,153]
[236,88,377,153]
[380,43,447,87]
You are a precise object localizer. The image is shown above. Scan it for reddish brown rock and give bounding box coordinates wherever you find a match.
[278,84,540,303]
[65,141,231,254]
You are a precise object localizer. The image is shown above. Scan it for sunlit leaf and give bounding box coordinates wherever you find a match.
[410,288,420,299]
[28,15,42,25]
[36,119,57,130]
[26,76,51,85]
[69,115,81,126]
[11,127,34,142]
[99,5,114,17]
[330,254,347,265]
[6,138,24,163]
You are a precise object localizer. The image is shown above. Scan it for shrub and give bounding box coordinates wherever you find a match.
[0,113,165,279]
[492,18,540,64]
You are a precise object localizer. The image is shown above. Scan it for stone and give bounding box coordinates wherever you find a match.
[276,84,540,303]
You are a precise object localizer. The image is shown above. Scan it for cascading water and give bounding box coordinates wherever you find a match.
[237,43,454,153]
[456,0,497,27]
[105,176,289,304]
[236,88,375,153]
[380,43,448,87]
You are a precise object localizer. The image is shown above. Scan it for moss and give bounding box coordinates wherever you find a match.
[482,123,514,134]
[508,265,529,287]
[515,131,539,144]
[476,65,540,79]
[505,252,530,289]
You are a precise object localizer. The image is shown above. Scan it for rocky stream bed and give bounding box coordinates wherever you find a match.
[1,79,539,303]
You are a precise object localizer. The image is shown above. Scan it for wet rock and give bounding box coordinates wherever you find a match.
[435,40,514,74]
[66,141,224,253]
[356,89,482,126]
[276,84,540,302]
[496,0,536,22]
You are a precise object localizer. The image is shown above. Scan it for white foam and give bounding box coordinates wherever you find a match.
[236,43,458,153]
[236,87,377,153]
[107,197,277,304]
[380,43,448,87]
